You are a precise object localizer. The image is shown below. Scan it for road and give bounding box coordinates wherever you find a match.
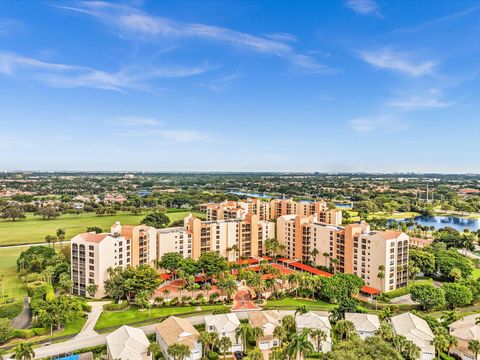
[7,310,297,359]
[0,241,69,249]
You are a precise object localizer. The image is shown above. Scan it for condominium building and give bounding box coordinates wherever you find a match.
[111,222,157,267]
[202,198,342,225]
[277,214,409,291]
[71,232,131,298]
[157,214,275,261]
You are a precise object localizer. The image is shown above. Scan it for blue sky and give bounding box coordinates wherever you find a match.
[0,0,479,172]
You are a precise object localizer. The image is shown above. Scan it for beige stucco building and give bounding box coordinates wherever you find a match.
[277,214,409,291]
[157,214,275,261]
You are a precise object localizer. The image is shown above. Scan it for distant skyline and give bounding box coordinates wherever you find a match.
[0,0,479,173]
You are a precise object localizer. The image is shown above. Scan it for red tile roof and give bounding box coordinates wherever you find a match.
[289,262,333,278]
[278,258,290,263]
[360,285,381,295]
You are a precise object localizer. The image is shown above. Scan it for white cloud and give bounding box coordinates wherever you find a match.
[346,0,382,17]
[358,47,436,77]
[120,128,211,143]
[197,73,240,92]
[0,51,213,91]
[389,96,452,110]
[110,116,162,126]
[348,115,406,133]
[57,1,333,74]
[0,18,24,36]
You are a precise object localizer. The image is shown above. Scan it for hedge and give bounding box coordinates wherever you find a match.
[27,281,54,301]
[103,302,129,311]
[82,303,92,313]
[439,353,455,360]
[12,327,47,339]
[0,301,23,319]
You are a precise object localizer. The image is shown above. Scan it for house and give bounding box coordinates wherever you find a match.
[345,313,380,339]
[156,316,202,360]
[391,312,435,360]
[295,312,332,353]
[248,310,283,350]
[449,314,480,360]
[105,325,151,360]
[205,313,242,352]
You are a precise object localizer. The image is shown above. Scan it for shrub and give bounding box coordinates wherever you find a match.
[12,327,46,339]
[82,303,92,313]
[212,307,230,315]
[0,318,14,344]
[439,352,455,360]
[27,281,54,300]
[103,302,129,311]
[209,351,219,360]
[25,273,43,283]
[0,301,23,319]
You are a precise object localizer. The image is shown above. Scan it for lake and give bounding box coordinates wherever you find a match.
[226,190,272,199]
[388,216,479,232]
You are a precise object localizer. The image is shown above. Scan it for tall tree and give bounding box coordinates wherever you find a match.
[12,342,35,360]
[218,336,232,360]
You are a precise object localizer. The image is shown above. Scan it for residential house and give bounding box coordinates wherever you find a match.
[248,310,283,350]
[204,313,242,352]
[345,313,380,339]
[295,312,332,353]
[156,316,202,360]
[391,312,435,360]
[106,325,151,360]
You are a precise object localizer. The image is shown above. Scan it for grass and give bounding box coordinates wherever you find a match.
[0,211,203,246]
[264,297,335,310]
[0,246,28,298]
[94,304,226,331]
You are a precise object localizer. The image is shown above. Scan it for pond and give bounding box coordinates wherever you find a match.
[388,216,479,232]
[225,190,272,199]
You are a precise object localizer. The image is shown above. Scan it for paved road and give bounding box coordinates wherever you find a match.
[0,241,69,249]
[12,297,31,329]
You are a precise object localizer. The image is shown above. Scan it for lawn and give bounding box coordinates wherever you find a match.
[264,298,335,310]
[94,304,226,331]
[0,246,28,299]
[0,211,202,246]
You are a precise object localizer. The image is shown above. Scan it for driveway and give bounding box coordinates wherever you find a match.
[231,287,261,312]
[12,297,31,329]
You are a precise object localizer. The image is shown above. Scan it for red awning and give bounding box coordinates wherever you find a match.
[278,257,289,263]
[361,285,381,295]
[160,274,172,280]
[289,262,333,278]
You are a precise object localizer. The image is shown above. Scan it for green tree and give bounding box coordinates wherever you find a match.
[142,212,170,228]
[469,339,480,360]
[434,334,449,360]
[0,318,13,344]
[12,342,35,360]
[167,343,191,360]
[328,336,402,360]
[178,257,199,276]
[334,320,355,341]
[158,252,183,273]
[104,267,126,302]
[198,251,228,279]
[1,206,26,221]
[236,323,253,352]
[310,328,327,353]
[200,331,219,358]
[442,282,473,308]
[123,265,162,301]
[245,348,263,360]
[86,226,103,233]
[86,283,98,297]
[286,328,314,360]
[295,305,308,316]
[218,336,232,360]
[148,342,161,360]
[410,283,445,311]
[409,248,435,276]
[36,206,60,220]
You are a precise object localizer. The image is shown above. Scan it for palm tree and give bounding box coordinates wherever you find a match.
[434,334,449,360]
[86,283,98,297]
[167,343,191,360]
[282,315,296,339]
[309,329,327,353]
[218,336,232,360]
[148,342,161,360]
[286,328,314,360]
[445,334,458,356]
[200,331,219,358]
[377,265,385,293]
[376,321,394,342]
[56,228,66,243]
[245,347,263,360]
[273,324,287,345]
[252,326,265,346]
[322,252,330,267]
[12,342,35,360]
[295,305,308,316]
[236,323,253,352]
[310,248,319,264]
[404,339,421,360]
[469,340,480,360]
[270,347,286,360]
[334,320,355,341]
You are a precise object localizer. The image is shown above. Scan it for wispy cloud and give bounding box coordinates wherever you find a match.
[0,51,213,91]
[57,1,333,74]
[0,18,24,36]
[197,73,240,92]
[358,47,437,77]
[388,89,454,110]
[345,0,382,17]
[348,115,406,133]
[110,116,162,126]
